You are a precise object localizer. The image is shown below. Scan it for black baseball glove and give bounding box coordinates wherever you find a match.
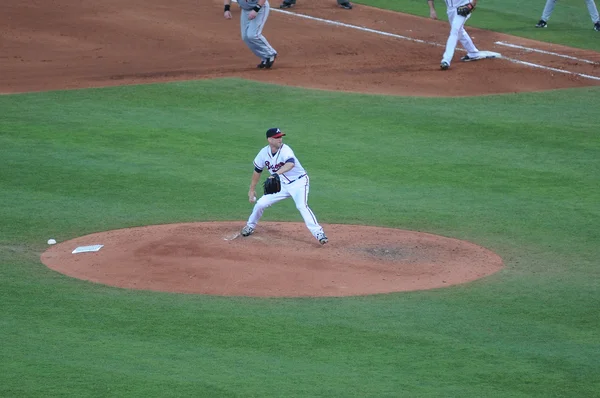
[263,174,281,195]
[456,3,475,17]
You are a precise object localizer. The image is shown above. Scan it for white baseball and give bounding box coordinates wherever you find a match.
[47,239,57,245]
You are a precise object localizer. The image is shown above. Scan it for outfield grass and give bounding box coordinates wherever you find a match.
[2,3,600,397]
[2,80,599,397]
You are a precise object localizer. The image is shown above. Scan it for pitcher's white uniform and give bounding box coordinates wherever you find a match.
[246,143,325,239]
[440,0,480,66]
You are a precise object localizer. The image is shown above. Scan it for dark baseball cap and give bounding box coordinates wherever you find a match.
[266,127,286,138]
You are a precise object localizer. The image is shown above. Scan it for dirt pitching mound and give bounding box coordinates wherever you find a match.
[41,222,503,297]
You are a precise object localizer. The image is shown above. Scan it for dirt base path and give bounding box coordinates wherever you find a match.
[2,0,599,96]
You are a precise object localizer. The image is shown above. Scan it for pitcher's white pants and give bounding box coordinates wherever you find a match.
[442,8,480,65]
[246,176,324,238]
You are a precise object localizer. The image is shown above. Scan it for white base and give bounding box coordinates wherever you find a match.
[473,50,502,60]
[72,244,104,254]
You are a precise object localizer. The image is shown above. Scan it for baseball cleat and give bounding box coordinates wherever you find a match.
[241,225,254,236]
[264,54,277,69]
[460,55,478,62]
[317,233,328,245]
[535,19,548,28]
[279,1,295,8]
[594,21,600,31]
[440,61,449,70]
[339,2,353,9]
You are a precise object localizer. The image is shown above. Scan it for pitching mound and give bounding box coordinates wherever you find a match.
[41,222,503,297]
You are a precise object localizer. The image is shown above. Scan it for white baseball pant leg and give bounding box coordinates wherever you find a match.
[442,8,480,65]
[240,3,277,60]
[246,176,324,239]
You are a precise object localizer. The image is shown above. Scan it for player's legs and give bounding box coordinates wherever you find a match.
[288,177,325,239]
[584,0,600,23]
[458,26,479,58]
[241,4,277,60]
[246,190,290,228]
[541,0,556,21]
[441,9,469,65]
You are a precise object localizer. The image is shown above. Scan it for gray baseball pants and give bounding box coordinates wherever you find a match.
[541,0,600,23]
[240,2,277,60]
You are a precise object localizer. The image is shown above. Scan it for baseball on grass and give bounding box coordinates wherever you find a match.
[47,239,57,245]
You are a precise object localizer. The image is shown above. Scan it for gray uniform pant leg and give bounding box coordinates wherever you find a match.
[541,0,556,21]
[542,0,599,22]
[240,4,277,60]
[585,0,600,23]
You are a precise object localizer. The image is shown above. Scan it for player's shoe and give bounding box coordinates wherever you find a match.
[594,21,600,31]
[317,232,328,245]
[440,61,449,70]
[460,55,479,62]
[257,54,276,69]
[535,19,548,28]
[241,225,254,236]
[279,1,295,8]
[339,2,353,9]
[264,54,277,69]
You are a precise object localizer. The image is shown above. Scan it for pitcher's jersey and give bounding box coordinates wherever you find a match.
[253,144,307,184]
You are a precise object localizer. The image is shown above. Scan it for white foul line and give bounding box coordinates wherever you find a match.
[275,9,443,47]
[502,59,600,81]
[495,41,599,65]
[273,8,600,81]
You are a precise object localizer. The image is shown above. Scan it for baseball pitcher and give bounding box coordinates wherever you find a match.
[241,128,328,245]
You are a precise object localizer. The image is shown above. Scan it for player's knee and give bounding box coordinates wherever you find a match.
[256,201,272,210]
[245,34,260,43]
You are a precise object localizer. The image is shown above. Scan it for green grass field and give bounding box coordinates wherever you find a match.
[1,1,599,397]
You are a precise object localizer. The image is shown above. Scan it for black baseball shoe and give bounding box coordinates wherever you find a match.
[264,54,277,69]
[535,19,548,28]
[440,61,449,70]
[594,21,600,31]
[339,2,352,9]
[461,55,479,62]
[279,1,295,9]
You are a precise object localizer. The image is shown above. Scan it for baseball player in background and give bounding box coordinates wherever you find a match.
[428,0,482,70]
[241,127,328,245]
[224,0,278,68]
[279,0,353,9]
[535,0,600,31]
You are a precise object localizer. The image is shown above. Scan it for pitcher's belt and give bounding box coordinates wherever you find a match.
[286,174,307,184]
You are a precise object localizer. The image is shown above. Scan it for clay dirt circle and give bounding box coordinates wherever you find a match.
[41,222,503,297]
